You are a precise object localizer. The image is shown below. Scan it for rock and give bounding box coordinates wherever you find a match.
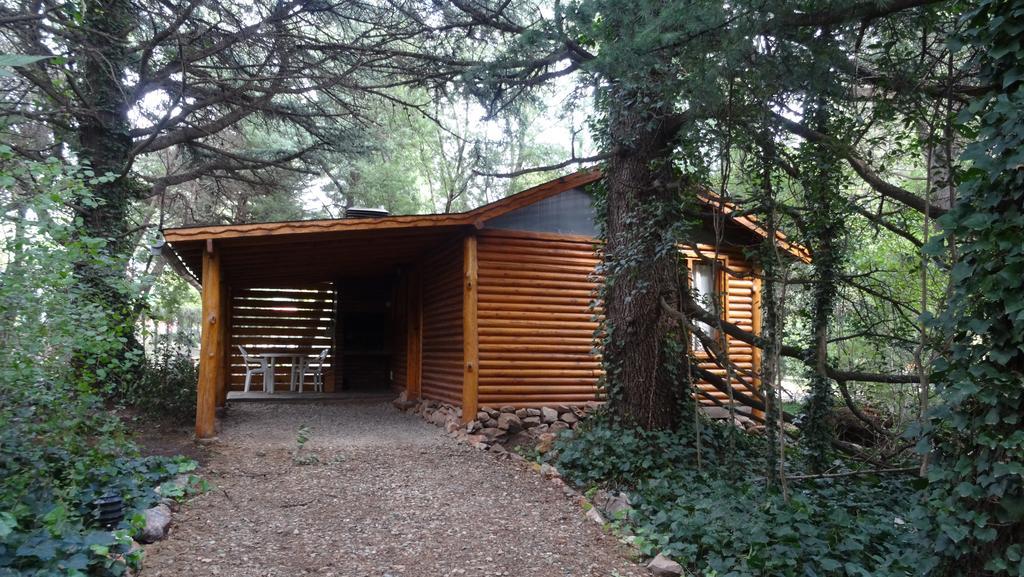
[466,420,481,433]
[504,430,535,448]
[464,434,485,445]
[525,408,542,417]
[485,408,500,419]
[140,504,172,543]
[701,406,726,419]
[585,507,606,526]
[499,405,516,413]
[497,413,523,433]
[549,421,570,433]
[515,408,529,419]
[476,411,489,421]
[478,427,506,440]
[594,490,632,519]
[540,406,559,423]
[444,421,459,434]
[391,392,417,411]
[539,463,559,478]
[532,424,550,435]
[488,443,507,454]
[483,418,499,429]
[155,474,190,497]
[521,416,542,428]
[535,433,557,454]
[560,412,579,425]
[647,553,683,577]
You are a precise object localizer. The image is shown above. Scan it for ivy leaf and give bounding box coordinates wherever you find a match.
[16,539,58,561]
[0,512,16,538]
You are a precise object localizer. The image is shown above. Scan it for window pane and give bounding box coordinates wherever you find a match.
[691,262,716,352]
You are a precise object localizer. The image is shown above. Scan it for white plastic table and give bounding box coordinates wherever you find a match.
[258,352,306,393]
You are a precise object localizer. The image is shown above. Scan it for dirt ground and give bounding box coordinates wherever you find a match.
[140,400,645,577]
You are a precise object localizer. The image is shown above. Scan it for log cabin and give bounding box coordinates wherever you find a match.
[161,169,810,438]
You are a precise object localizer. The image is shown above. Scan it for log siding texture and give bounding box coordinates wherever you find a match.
[419,239,464,405]
[476,229,604,408]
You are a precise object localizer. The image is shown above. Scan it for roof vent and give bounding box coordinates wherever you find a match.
[345,206,390,219]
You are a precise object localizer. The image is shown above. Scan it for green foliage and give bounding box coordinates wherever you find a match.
[292,425,319,465]
[919,2,1024,574]
[796,105,850,473]
[120,342,198,420]
[0,153,196,576]
[554,420,934,577]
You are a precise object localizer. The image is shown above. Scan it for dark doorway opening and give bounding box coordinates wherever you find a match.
[336,277,394,393]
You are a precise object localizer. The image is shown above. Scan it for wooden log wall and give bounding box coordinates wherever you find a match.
[471,232,761,409]
[390,272,409,392]
[475,229,604,408]
[419,240,464,404]
[227,285,336,391]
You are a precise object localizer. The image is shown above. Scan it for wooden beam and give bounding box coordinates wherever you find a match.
[462,234,479,423]
[406,266,422,399]
[196,244,223,438]
[751,270,765,420]
[217,284,231,408]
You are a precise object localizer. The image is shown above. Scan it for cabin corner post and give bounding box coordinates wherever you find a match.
[406,265,422,399]
[462,233,480,423]
[751,269,765,421]
[196,242,223,439]
[216,283,231,409]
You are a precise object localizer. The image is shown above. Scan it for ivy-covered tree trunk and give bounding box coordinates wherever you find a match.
[73,0,144,382]
[798,104,846,473]
[925,1,1024,572]
[601,91,693,431]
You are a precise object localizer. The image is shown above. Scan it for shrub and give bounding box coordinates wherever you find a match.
[121,343,198,420]
[0,152,197,576]
[552,419,935,577]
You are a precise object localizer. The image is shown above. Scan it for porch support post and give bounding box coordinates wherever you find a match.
[406,266,422,399]
[196,241,223,439]
[462,234,479,423]
[216,284,231,409]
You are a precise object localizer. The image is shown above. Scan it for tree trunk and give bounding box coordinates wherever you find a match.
[74,0,143,382]
[799,103,845,473]
[602,97,692,431]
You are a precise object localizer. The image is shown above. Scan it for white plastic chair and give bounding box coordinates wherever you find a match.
[237,346,264,392]
[297,349,329,393]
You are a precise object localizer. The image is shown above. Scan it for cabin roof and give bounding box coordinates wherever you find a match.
[162,168,808,285]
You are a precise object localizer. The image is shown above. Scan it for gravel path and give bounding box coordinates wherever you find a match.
[142,400,645,577]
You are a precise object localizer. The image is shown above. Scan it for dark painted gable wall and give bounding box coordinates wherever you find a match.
[484,188,598,237]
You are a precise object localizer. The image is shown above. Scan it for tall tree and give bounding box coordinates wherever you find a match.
[0,0,391,376]
[403,0,967,430]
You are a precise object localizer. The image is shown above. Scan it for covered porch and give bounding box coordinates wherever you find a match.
[163,218,477,439]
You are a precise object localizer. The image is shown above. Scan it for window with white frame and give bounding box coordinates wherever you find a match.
[690,261,718,352]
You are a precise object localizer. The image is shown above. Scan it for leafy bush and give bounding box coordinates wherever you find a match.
[552,419,935,577]
[0,152,197,575]
[121,343,198,419]
[0,374,198,575]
